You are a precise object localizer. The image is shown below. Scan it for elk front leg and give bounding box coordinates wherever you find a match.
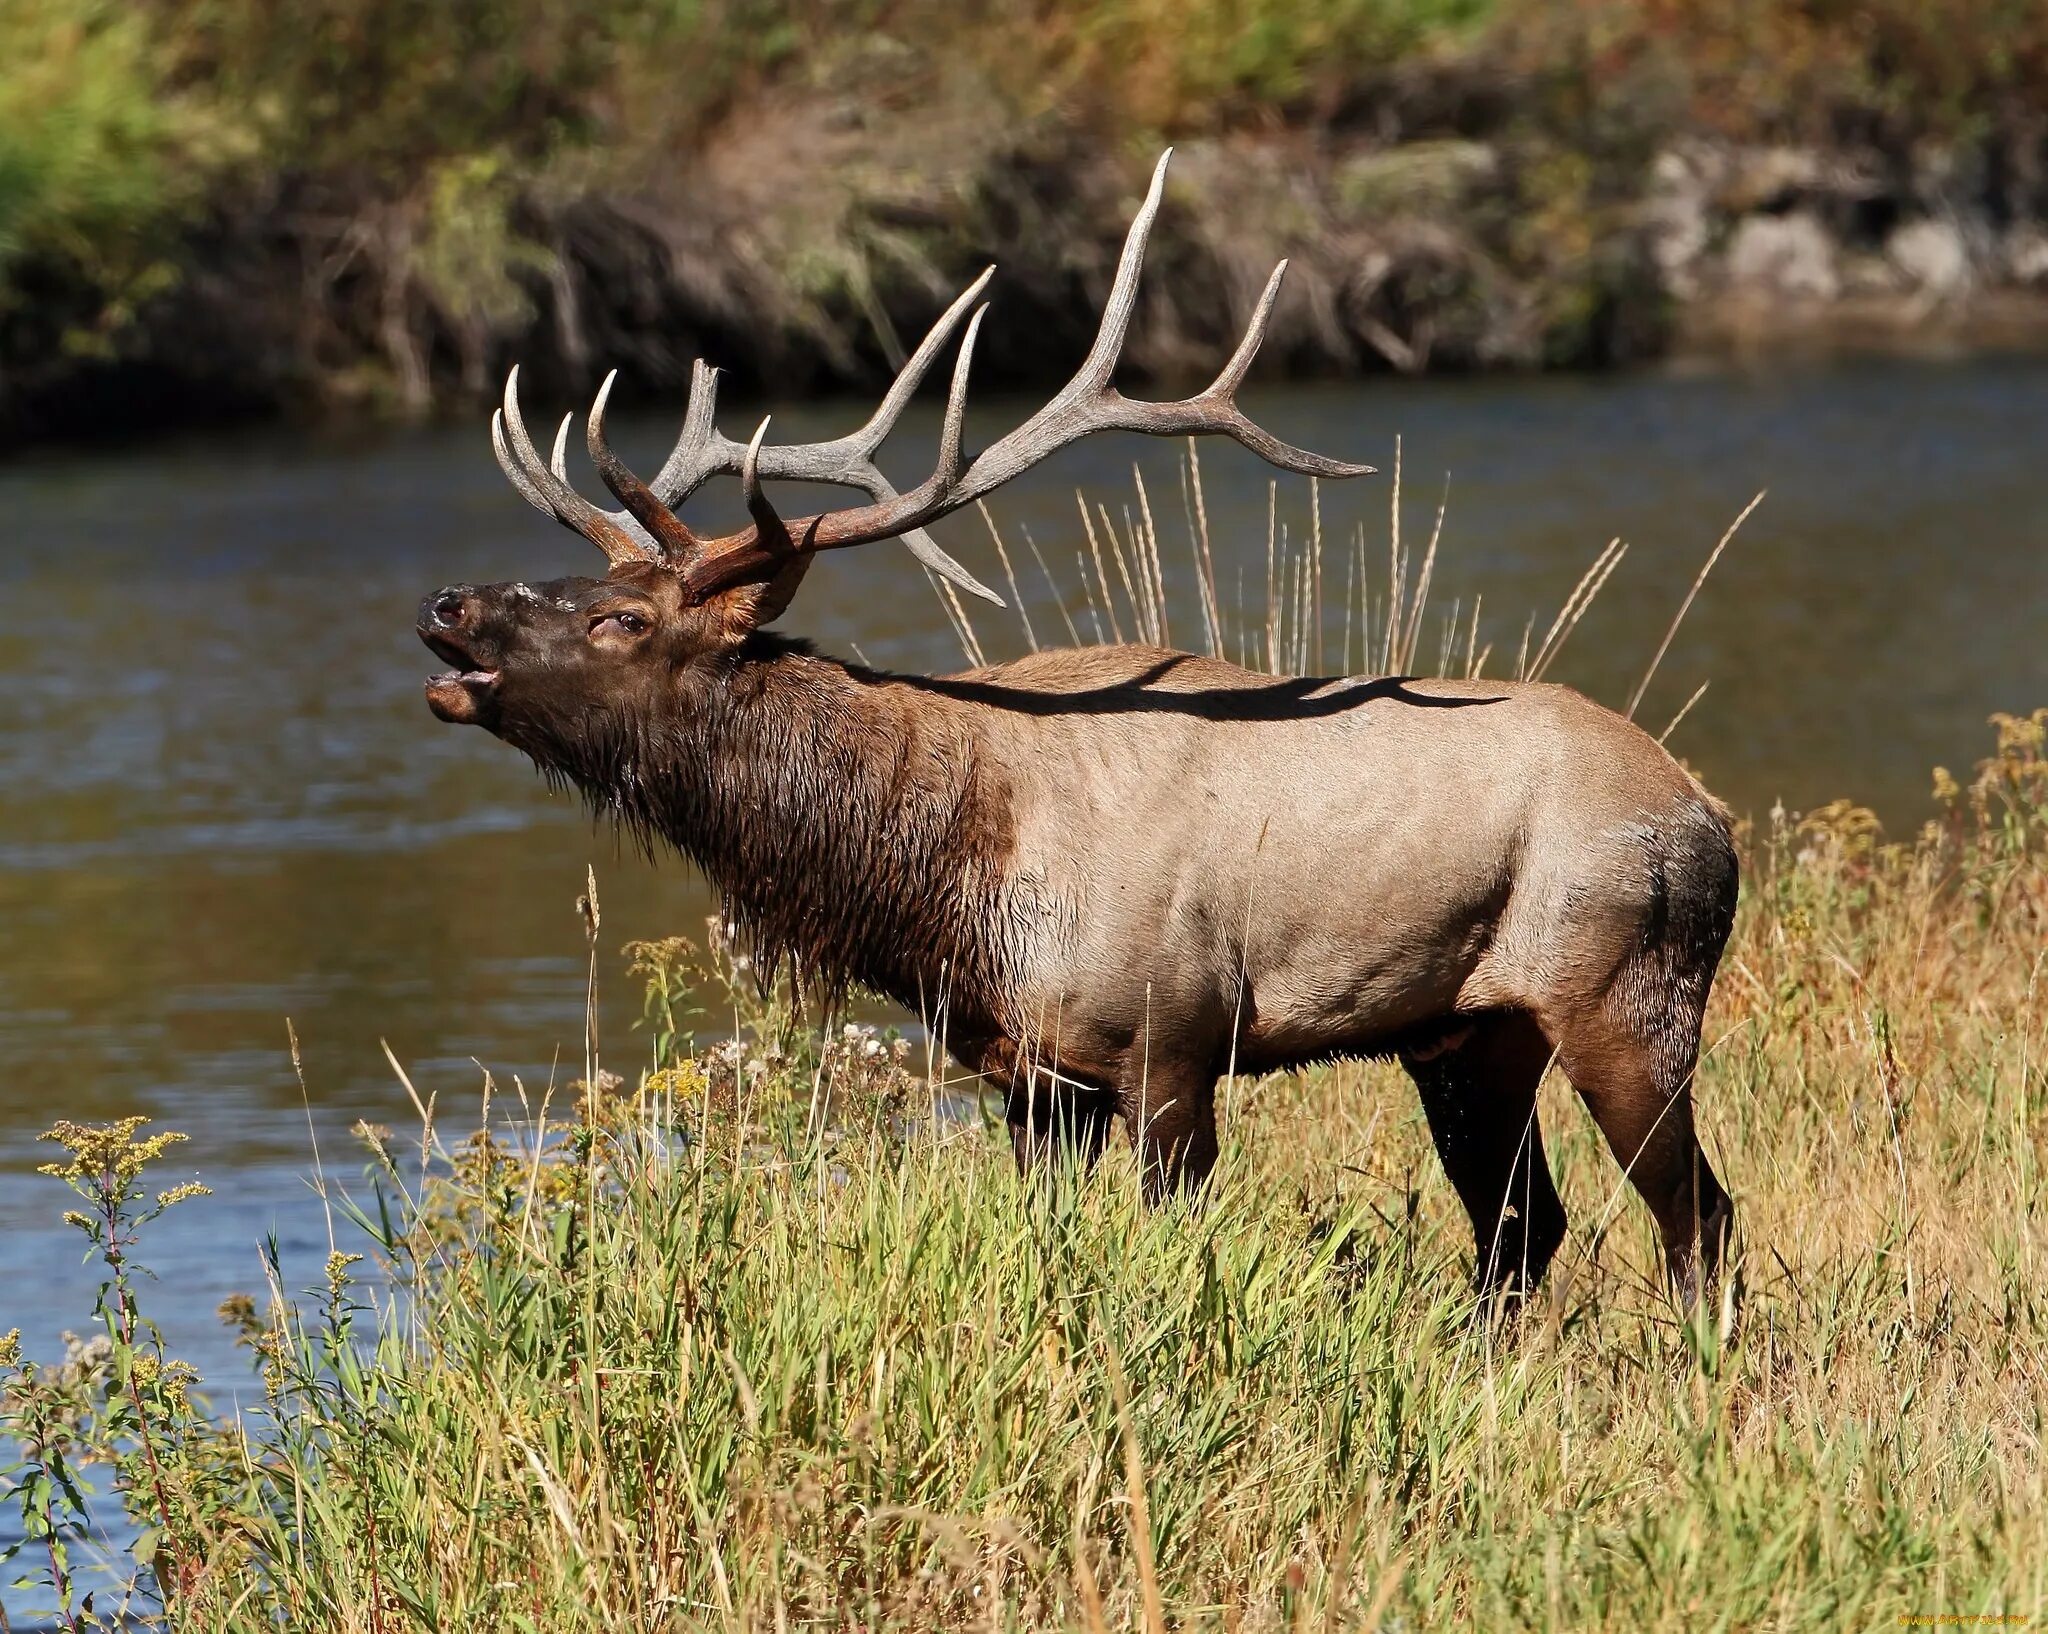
[1120,1060,1221,1204]
[1002,1067,1117,1176]
[1400,1010,1569,1297]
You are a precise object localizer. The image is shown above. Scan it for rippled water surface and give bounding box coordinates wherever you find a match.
[3,357,2046,1446]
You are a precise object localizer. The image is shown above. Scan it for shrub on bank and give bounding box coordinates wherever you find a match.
[6,0,2048,438]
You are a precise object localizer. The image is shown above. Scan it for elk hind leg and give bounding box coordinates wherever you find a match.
[1402,1010,1569,1297]
[1552,985,1732,1306]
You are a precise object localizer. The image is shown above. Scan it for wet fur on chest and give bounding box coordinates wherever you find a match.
[510,636,1019,1029]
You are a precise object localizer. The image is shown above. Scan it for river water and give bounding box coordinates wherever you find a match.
[2,357,2045,1492]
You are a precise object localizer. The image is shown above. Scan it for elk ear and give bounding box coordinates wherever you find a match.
[702,555,813,640]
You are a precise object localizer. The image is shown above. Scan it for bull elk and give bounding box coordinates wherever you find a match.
[417,152,1736,1300]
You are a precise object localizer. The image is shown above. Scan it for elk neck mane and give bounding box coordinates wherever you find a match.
[520,632,1020,1029]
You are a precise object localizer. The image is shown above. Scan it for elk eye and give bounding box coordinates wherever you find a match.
[592,610,649,637]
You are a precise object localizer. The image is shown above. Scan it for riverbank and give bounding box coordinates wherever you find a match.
[6,709,2047,1628]
[7,0,2048,448]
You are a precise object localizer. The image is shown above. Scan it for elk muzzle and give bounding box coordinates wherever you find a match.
[418,585,505,725]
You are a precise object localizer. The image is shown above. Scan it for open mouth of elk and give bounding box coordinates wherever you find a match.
[418,590,500,725]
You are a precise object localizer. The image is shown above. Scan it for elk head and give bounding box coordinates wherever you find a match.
[418,150,1372,758]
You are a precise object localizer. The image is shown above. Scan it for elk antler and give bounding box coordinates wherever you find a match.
[493,149,1374,614]
[494,271,1004,600]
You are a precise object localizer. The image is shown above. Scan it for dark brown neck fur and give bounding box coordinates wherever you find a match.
[525,633,1018,1033]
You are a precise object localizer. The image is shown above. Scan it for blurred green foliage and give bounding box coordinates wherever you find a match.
[1529,0,2048,144]
[1,0,2043,407]
[0,0,230,348]
[1047,0,1498,122]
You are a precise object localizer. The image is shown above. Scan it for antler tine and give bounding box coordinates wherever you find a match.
[812,301,987,546]
[811,304,987,541]
[1070,147,1172,397]
[682,358,721,445]
[549,412,576,484]
[1161,259,1377,481]
[849,265,997,458]
[648,360,741,506]
[740,418,795,551]
[815,273,1001,600]
[587,369,705,564]
[492,408,556,521]
[497,367,658,567]
[1209,260,1288,401]
[933,304,988,487]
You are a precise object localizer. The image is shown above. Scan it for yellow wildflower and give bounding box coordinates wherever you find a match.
[646,1063,709,1101]
[325,1251,364,1295]
[37,1118,190,1191]
[161,1360,199,1411]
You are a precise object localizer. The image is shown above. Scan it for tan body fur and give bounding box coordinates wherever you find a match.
[671,635,1740,1299]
